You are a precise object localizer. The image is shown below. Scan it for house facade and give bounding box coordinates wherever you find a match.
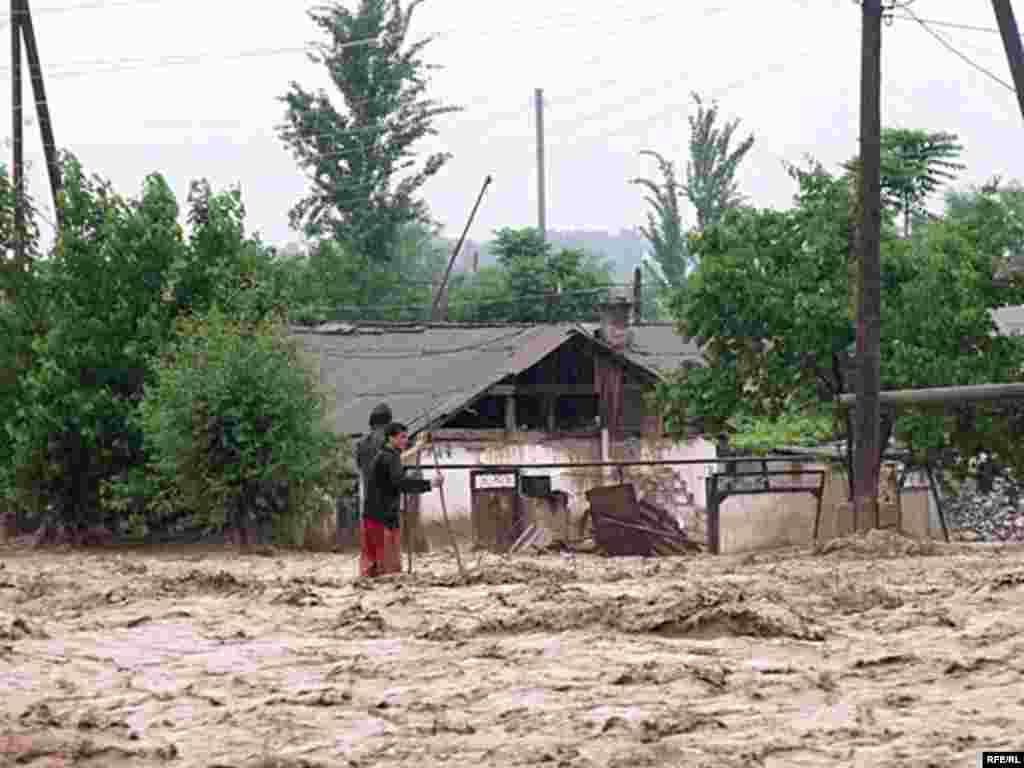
[293,298,716,545]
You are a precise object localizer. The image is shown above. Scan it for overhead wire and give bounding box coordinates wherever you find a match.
[0,1,683,79]
[10,0,821,258]
[895,7,1016,93]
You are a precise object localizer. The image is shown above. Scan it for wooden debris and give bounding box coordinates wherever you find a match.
[586,484,699,557]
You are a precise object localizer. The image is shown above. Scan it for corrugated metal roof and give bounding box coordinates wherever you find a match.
[580,323,704,374]
[292,322,704,436]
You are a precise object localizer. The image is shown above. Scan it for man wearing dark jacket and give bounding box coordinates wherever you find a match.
[361,422,442,577]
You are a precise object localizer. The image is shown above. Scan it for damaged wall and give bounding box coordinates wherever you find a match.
[608,436,712,538]
[413,431,716,539]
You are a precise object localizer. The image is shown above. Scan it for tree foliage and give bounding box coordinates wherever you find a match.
[0,154,327,541]
[279,0,461,262]
[632,150,689,289]
[447,227,614,323]
[131,308,352,543]
[281,221,448,324]
[684,92,755,231]
[846,128,964,237]
[3,156,182,530]
[655,154,1024,481]
[632,94,754,319]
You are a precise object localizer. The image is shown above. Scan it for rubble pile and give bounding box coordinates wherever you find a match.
[946,477,1024,542]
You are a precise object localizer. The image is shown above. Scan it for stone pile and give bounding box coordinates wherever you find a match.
[945,477,1024,543]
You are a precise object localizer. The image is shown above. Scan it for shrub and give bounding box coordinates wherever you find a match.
[132,307,352,544]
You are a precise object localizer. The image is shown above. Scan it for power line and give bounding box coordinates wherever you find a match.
[0,2,683,79]
[899,6,1015,93]
[888,13,1010,37]
[547,44,820,150]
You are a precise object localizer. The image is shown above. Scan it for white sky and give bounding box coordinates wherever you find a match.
[2,0,1023,247]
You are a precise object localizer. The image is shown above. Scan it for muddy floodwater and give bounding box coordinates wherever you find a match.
[2,531,1023,767]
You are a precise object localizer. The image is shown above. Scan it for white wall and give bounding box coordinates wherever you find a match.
[411,431,716,526]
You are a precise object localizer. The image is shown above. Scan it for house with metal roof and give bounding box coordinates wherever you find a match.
[292,298,715,548]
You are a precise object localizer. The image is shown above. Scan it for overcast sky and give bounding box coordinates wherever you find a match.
[2,0,1024,248]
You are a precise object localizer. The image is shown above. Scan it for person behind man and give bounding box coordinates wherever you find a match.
[356,403,392,491]
[350,402,392,537]
[362,422,443,577]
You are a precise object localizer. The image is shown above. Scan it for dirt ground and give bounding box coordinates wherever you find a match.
[2,531,1023,768]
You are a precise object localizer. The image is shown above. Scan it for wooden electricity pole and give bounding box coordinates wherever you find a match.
[11,0,25,268]
[21,0,61,227]
[535,87,546,241]
[854,0,883,531]
[9,0,62,268]
[430,175,492,321]
[992,1,1024,122]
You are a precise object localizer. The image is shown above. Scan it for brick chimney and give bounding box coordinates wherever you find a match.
[597,291,633,351]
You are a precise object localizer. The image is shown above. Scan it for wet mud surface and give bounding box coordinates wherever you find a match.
[2,530,1023,767]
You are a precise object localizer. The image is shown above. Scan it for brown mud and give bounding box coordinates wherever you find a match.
[2,529,1023,767]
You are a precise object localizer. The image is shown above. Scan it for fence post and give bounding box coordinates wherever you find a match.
[705,475,720,555]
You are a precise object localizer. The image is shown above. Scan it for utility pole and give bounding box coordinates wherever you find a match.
[992,1,1024,122]
[11,0,24,269]
[632,266,642,323]
[535,88,546,241]
[854,0,883,532]
[21,0,61,227]
[431,175,492,321]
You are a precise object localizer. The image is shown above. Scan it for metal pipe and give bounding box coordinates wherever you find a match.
[405,453,908,472]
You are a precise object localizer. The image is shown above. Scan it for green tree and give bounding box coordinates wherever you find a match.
[684,92,755,231]
[846,129,964,237]
[0,164,45,514]
[447,227,613,323]
[632,94,754,316]
[279,0,461,263]
[655,159,1024,485]
[3,156,183,534]
[282,221,449,324]
[632,150,689,289]
[945,177,1024,277]
[134,308,352,544]
[1,155,300,538]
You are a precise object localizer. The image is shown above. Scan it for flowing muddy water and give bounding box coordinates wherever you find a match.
[1,530,1023,767]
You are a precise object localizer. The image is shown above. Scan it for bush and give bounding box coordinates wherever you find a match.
[130,307,352,544]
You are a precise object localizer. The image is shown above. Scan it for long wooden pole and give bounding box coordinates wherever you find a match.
[430,175,492,321]
[11,0,25,268]
[427,436,466,577]
[20,0,61,226]
[854,0,884,532]
[992,0,1024,122]
[840,382,1024,407]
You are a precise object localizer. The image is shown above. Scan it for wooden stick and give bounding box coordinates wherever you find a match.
[402,495,413,575]
[429,439,466,578]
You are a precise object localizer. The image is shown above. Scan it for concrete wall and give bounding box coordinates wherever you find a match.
[412,431,716,534]
[718,462,937,554]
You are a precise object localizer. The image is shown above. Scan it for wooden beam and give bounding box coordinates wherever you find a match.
[839,383,1024,408]
[504,395,516,431]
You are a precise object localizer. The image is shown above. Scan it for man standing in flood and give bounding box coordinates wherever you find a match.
[362,422,443,577]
